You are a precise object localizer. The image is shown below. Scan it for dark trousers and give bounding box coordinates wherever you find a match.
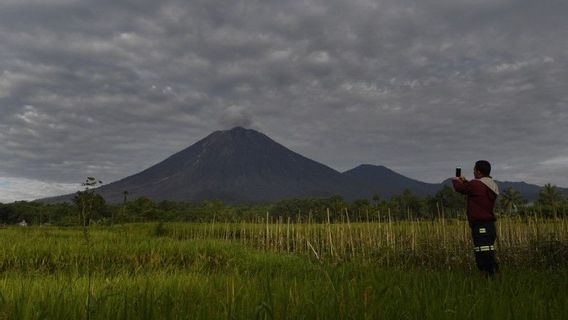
[470,221,500,274]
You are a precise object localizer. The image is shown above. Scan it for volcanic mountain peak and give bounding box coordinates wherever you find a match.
[197,126,268,149]
[61,126,356,203]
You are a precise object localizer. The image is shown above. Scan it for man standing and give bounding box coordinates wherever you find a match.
[452,160,500,277]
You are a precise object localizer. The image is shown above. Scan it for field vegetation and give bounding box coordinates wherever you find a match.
[0,216,567,319]
[0,185,567,319]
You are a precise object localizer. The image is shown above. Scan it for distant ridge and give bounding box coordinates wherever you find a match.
[40,127,568,204]
[342,164,441,198]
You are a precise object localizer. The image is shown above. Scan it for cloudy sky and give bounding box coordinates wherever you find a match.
[1,0,567,202]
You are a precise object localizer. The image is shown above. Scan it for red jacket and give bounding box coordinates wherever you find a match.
[452,179,498,223]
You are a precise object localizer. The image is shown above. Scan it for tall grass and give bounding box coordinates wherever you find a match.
[157,216,568,269]
[0,216,567,319]
[0,253,567,319]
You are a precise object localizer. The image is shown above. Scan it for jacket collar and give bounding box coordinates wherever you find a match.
[478,177,500,195]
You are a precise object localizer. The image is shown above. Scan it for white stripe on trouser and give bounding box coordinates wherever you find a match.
[474,245,495,252]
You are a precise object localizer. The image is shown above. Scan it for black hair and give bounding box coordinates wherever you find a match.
[475,160,491,176]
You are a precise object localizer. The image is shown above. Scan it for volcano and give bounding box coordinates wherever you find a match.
[59,127,362,203]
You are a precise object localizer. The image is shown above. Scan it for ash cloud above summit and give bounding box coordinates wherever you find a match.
[1,0,568,202]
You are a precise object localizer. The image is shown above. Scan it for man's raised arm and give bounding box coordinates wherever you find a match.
[452,176,472,195]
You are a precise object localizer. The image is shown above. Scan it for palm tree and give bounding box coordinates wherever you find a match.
[372,193,382,206]
[537,184,564,218]
[500,187,525,215]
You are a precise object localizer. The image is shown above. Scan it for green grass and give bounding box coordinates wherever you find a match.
[0,219,567,319]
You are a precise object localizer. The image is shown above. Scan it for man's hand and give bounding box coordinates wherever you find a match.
[452,176,467,182]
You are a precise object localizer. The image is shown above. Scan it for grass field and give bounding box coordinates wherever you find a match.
[0,217,567,319]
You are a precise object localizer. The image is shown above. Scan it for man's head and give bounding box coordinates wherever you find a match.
[474,160,491,179]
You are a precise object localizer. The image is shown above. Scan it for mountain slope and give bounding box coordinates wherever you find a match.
[48,127,361,203]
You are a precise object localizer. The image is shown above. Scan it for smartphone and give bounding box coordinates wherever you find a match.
[455,167,461,177]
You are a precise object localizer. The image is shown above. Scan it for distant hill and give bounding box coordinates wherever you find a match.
[342,164,441,198]
[40,127,567,204]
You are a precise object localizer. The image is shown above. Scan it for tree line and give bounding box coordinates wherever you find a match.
[0,184,566,226]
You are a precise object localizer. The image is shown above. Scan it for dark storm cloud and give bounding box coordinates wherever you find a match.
[1,0,568,201]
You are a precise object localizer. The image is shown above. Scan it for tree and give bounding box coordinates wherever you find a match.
[350,199,371,221]
[430,186,466,219]
[372,193,382,206]
[75,177,104,226]
[499,187,526,215]
[329,195,347,217]
[117,190,129,224]
[126,197,159,221]
[0,203,16,224]
[537,184,564,218]
[390,189,423,218]
[73,191,107,224]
